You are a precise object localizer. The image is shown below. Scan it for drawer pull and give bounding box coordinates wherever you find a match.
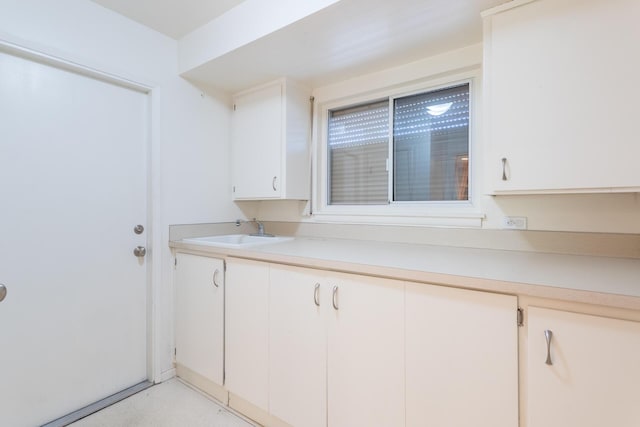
[501,157,508,181]
[332,286,339,310]
[213,269,220,288]
[544,330,553,365]
[314,283,320,307]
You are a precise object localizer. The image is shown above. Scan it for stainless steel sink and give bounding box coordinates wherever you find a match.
[182,234,294,248]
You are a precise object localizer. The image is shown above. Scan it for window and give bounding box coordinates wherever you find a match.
[327,83,470,206]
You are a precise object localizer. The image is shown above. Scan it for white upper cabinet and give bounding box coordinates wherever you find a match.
[231,78,311,200]
[483,0,640,194]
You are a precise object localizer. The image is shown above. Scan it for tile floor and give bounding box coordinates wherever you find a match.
[70,379,256,427]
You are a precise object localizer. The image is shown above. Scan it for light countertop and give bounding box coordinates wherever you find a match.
[170,236,640,310]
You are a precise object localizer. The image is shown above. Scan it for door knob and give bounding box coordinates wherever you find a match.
[0,284,6,302]
[133,246,146,257]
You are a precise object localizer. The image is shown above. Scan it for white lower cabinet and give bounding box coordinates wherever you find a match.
[269,265,405,427]
[527,306,640,427]
[174,253,225,387]
[326,272,405,427]
[225,258,270,412]
[178,252,640,427]
[405,283,519,427]
[269,266,326,427]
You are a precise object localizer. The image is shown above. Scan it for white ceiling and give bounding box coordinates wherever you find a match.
[88,0,507,91]
[90,0,245,39]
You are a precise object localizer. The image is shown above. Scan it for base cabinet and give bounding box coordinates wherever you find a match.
[527,306,640,427]
[405,283,518,427]
[269,266,326,427]
[225,258,270,412]
[326,272,405,427]
[176,252,640,427]
[269,265,405,427]
[174,253,224,387]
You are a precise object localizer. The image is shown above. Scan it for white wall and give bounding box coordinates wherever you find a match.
[255,44,640,234]
[2,0,636,387]
[0,0,241,380]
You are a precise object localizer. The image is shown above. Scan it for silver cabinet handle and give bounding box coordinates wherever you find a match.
[213,269,220,288]
[133,246,146,257]
[501,157,508,181]
[314,283,320,306]
[272,176,277,191]
[332,285,339,310]
[0,283,6,302]
[544,330,553,365]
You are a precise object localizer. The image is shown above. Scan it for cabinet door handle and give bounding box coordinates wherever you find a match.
[213,269,220,288]
[544,330,553,365]
[501,157,508,181]
[332,285,339,310]
[314,283,320,306]
[272,176,278,191]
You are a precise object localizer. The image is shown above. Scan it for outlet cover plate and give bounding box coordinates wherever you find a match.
[501,216,527,230]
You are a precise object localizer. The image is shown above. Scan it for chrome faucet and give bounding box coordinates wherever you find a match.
[235,218,273,237]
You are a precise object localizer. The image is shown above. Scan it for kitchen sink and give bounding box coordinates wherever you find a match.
[182,234,294,248]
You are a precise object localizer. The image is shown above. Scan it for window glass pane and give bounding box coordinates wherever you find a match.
[328,100,389,205]
[393,84,469,201]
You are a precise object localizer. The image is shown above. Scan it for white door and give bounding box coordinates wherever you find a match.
[0,49,149,426]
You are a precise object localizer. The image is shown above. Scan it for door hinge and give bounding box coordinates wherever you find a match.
[174,257,178,267]
[174,347,177,357]
[517,307,524,327]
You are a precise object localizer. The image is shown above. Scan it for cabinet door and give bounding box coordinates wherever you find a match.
[327,273,405,427]
[174,253,224,385]
[225,258,270,411]
[405,283,518,427]
[486,0,640,193]
[232,82,282,199]
[269,265,326,427]
[528,306,640,427]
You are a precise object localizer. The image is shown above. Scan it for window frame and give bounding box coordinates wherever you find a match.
[312,71,484,227]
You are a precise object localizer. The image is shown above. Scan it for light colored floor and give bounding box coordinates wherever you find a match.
[70,379,256,427]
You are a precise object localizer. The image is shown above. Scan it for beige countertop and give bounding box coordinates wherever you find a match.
[170,236,640,310]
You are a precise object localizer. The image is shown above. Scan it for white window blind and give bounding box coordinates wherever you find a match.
[326,83,469,206]
[393,84,469,201]
[328,100,389,204]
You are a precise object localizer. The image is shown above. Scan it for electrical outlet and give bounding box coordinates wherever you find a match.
[502,216,527,230]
